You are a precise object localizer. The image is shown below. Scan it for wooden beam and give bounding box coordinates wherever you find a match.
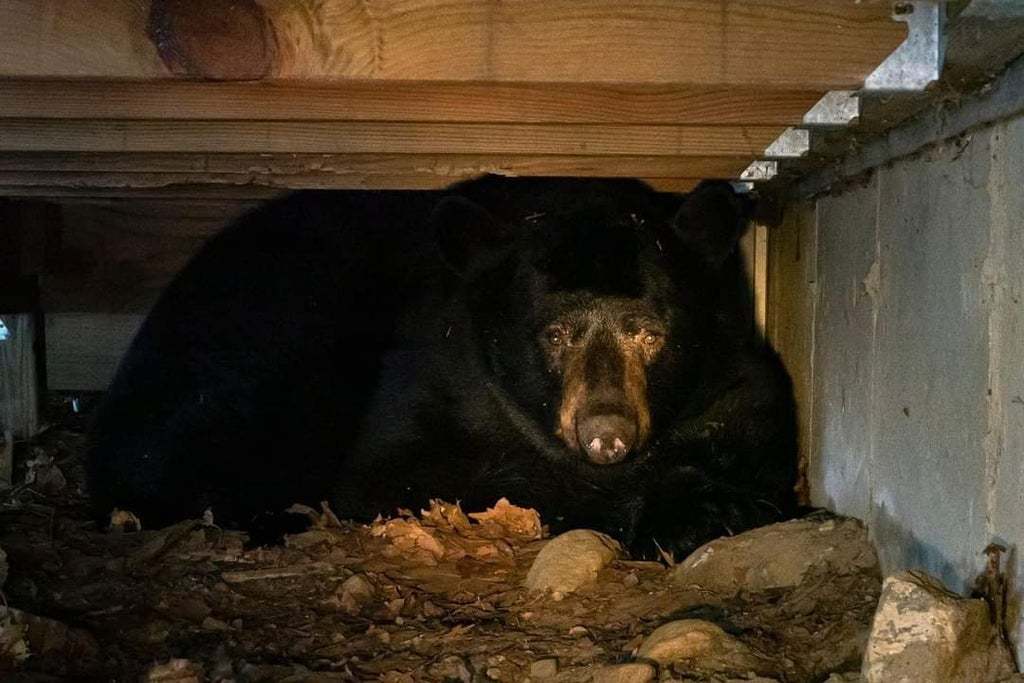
[0,80,824,126]
[0,120,784,157]
[0,152,740,196]
[0,0,906,87]
[0,185,289,201]
[0,152,751,180]
[0,178,706,199]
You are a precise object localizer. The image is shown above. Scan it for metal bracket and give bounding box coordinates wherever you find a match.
[803,91,860,126]
[763,128,810,158]
[740,160,777,182]
[864,1,946,91]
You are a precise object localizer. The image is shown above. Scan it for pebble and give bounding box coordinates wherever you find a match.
[529,658,558,679]
[332,573,376,615]
[591,662,656,683]
[426,655,472,682]
[524,529,621,596]
[144,658,204,682]
[637,619,774,675]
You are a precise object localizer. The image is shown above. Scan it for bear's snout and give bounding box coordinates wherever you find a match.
[575,413,636,464]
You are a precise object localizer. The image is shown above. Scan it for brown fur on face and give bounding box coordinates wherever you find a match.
[546,303,665,455]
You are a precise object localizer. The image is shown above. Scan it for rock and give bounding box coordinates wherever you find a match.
[2,607,100,674]
[636,619,775,675]
[329,574,376,615]
[670,514,878,596]
[24,453,67,494]
[524,529,621,597]
[201,616,230,631]
[0,545,7,588]
[529,658,558,679]
[34,463,67,494]
[427,655,472,682]
[0,610,30,669]
[144,658,205,682]
[591,662,656,683]
[862,570,1015,682]
[825,675,862,682]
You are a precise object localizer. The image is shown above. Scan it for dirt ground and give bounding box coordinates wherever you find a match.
[0,395,880,682]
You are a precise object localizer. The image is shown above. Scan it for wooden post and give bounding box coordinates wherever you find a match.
[0,314,38,486]
[0,200,48,484]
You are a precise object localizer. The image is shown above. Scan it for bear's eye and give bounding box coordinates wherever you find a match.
[640,330,663,346]
[545,327,566,347]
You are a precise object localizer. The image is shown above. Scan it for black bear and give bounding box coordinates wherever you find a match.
[87,177,797,557]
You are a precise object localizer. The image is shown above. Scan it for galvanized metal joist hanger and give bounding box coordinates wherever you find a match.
[802,91,860,127]
[864,1,946,92]
[745,1,948,188]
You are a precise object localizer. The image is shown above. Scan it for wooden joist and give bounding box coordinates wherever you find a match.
[0,120,783,156]
[0,80,824,125]
[0,151,743,195]
[0,0,906,86]
[0,1,913,196]
[0,176,703,198]
[0,152,749,181]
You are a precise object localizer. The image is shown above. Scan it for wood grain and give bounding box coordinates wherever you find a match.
[0,120,784,157]
[0,0,906,86]
[766,201,817,503]
[0,80,823,125]
[0,154,751,191]
[0,177,705,199]
[148,0,275,79]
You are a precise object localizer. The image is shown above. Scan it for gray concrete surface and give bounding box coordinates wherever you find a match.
[777,113,1024,658]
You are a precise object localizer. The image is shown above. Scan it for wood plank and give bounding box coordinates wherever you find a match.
[0,120,784,157]
[766,200,818,504]
[0,185,289,201]
[0,154,751,193]
[0,80,823,126]
[0,314,40,453]
[0,153,752,178]
[0,0,906,87]
[0,177,706,198]
[0,172,462,193]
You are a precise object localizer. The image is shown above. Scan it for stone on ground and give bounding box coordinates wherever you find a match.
[862,570,1015,683]
[426,655,472,682]
[591,662,656,683]
[524,529,621,597]
[144,658,205,682]
[636,618,775,675]
[529,658,558,678]
[670,514,878,596]
[329,573,376,615]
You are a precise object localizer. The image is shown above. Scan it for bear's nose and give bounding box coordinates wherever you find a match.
[575,414,637,465]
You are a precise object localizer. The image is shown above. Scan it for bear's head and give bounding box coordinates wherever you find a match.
[432,177,751,466]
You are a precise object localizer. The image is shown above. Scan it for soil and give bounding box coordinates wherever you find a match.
[0,396,880,682]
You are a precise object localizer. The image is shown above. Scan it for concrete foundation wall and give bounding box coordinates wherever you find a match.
[770,112,1024,656]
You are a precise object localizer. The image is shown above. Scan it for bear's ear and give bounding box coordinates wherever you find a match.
[672,181,751,267]
[431,195,513,277]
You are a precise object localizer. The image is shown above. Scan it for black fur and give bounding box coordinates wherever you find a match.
[87,177,797,557]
